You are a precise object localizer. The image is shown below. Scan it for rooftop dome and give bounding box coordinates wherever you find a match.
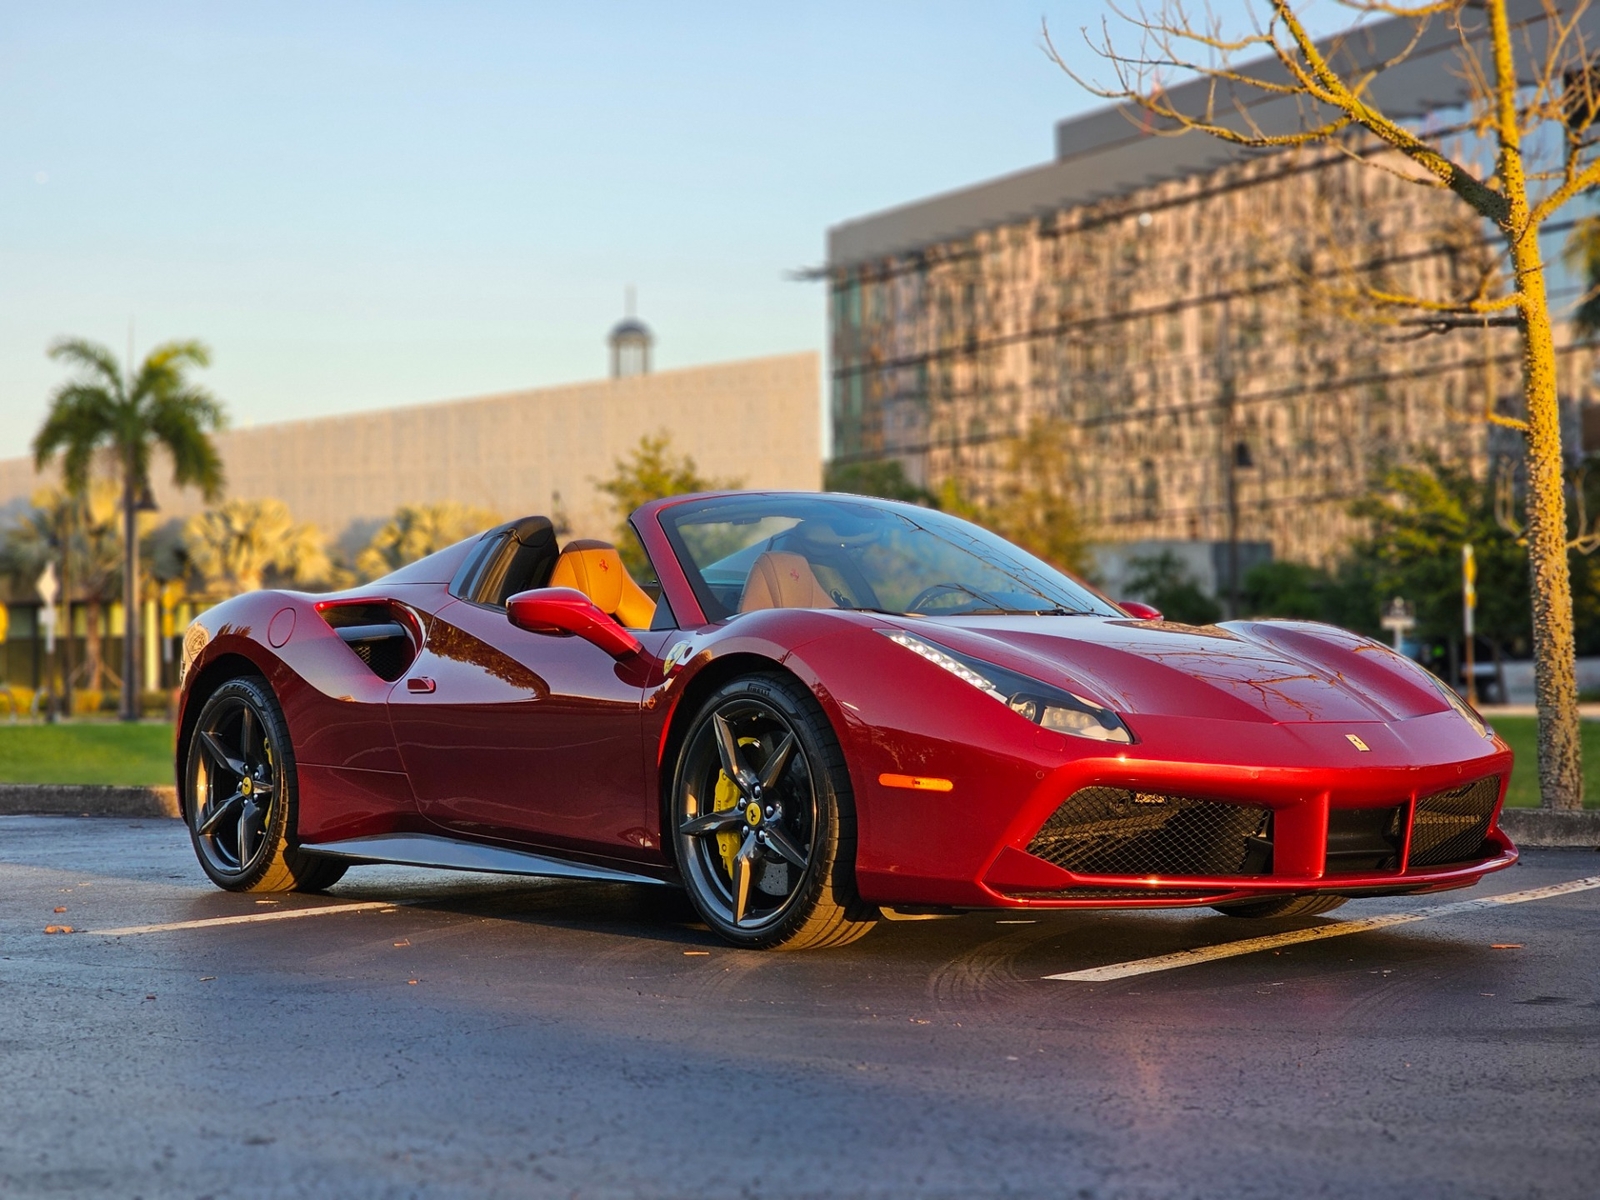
[608,317,652,341]
[608,290,653,378]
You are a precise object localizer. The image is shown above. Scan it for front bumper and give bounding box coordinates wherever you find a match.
[850,708,1517,909]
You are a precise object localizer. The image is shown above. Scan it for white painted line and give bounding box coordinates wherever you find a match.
[92,901,398,937]
[1045,875,1600,982]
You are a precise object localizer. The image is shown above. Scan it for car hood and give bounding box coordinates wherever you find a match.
[896,615,1452,725]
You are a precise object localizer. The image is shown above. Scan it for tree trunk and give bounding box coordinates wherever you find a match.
[1512,232,1583,809]
[85,600,103,696]
[1485,0,1582,809]
[121,472,137,722]
[60,503,74,717]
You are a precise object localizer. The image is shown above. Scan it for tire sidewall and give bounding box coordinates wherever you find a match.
[672,673,845,948]
[185,675,298,891]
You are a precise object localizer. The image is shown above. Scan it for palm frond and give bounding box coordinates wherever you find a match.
[149,387,226,499]
[47,338,125,395]
[33,383,117,492]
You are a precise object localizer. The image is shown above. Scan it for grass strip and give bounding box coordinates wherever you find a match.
[1489,716,1600,808]
[0,721,175,787]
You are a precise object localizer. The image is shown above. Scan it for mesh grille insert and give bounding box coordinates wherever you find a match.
[1409,776,1501,867]
[1026,787,1273,877]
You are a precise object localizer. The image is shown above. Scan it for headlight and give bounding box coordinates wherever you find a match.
[1431,674,1491,737]
[884,631,1133,744]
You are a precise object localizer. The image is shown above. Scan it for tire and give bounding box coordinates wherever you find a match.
[183,675,348,894]
[1213,894,1348,919]
[671,672,878,950]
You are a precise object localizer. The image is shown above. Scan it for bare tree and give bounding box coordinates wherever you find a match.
[1055,0,1600,809]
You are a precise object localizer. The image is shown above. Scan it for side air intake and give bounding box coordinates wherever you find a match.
[317,600,421,683]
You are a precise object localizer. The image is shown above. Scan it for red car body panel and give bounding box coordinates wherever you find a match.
[176,491,1517,910]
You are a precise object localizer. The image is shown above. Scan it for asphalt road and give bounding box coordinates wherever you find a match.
[2,817,1597,1200]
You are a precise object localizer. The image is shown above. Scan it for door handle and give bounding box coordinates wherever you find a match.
[406,676,436,694]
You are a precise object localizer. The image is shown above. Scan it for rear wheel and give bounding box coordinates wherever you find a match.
[671,673,877,950]
[1213,894,1347,919]
[184,676,347,894]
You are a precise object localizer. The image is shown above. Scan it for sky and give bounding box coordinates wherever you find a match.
[0,1,1354,461]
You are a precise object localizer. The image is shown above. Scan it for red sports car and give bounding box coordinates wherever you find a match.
[176,491,1516,949]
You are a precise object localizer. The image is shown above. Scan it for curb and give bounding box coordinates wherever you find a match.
[1497,808,1600,848]
[0,783,179,820]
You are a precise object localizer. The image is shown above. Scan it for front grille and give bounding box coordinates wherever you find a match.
[1326,805,1403,873]
[1409,776,1501,867]
[1026,787,1273,877]
[1002,887,1226,901]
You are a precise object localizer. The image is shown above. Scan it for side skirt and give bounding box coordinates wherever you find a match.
[300,832,674,887]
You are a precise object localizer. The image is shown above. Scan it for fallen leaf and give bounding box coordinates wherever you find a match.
[43,925,74,934]
[53,907,66,914]
[1491,943,1523,950]
[683,950,710,956]
[407,979,418,985]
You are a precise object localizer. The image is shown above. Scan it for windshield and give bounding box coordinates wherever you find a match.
[658,494,1118,622]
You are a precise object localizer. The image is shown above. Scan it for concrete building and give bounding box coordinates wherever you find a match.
[825,1,1598,587]
[0,351,820,552]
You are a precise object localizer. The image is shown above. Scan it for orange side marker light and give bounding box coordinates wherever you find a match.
[879,773,954,792]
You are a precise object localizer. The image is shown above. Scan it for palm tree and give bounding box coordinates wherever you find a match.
[34,338,225,720]
[1,483,129,703]
[184,498,332,597]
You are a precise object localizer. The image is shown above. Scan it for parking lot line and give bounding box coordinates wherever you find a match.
[1044,875,1600,982]
[92,900,398,937]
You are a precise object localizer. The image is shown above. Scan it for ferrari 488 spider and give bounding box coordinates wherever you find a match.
[176,491,1516,948]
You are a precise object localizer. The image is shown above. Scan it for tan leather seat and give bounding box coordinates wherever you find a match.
[739,551,836,613]
[549,539,657,630]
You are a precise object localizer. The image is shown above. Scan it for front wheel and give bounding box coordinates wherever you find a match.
[671,673,877,949]
[1213,894,1347,919]
[184,676,348,894]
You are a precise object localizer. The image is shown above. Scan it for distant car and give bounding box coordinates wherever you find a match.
[175,492,1517,949]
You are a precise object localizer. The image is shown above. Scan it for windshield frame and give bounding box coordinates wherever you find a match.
[655,492,1118,623]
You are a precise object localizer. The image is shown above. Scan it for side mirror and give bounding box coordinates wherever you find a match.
[1118,600,1163,622]
[506,587,641,660]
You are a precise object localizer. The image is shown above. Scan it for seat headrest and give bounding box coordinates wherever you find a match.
[739,551,836,613]
[550,539,656,629]
[551,540,627,613]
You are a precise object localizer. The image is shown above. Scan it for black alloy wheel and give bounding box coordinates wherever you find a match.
[672,674,876,949]
[185,676,346,893]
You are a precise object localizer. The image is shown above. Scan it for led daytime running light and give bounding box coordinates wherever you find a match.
[886,632,1005,701]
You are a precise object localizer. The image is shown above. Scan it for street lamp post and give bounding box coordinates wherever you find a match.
[121,483,159,721]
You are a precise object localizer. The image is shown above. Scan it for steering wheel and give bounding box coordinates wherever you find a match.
[906,583,979,614]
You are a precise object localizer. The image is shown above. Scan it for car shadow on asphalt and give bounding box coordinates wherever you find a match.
[307,869,1514,981]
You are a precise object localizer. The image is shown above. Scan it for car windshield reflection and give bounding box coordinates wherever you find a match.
[657,494,1117,622]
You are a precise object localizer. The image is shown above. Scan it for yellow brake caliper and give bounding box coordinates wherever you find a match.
[712,737,762,876]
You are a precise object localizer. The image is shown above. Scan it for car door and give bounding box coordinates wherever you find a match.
[387,596,662,857]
